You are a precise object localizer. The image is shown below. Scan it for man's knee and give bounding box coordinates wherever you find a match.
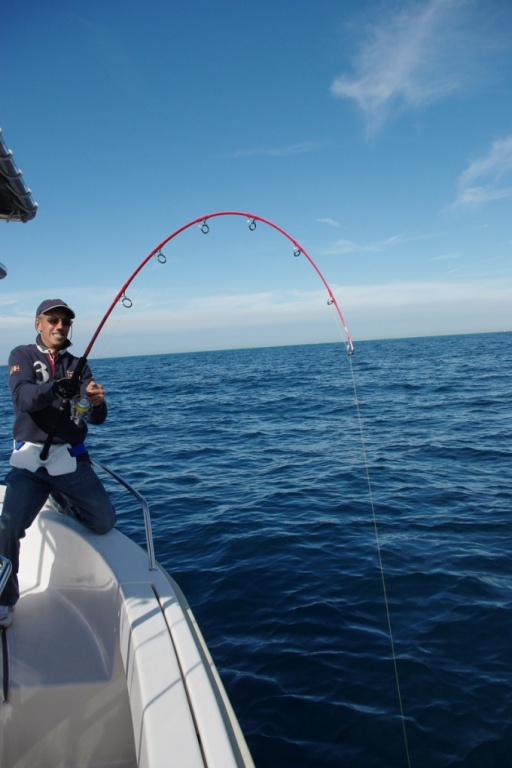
[90,504,116,535]
[94,515,115,535]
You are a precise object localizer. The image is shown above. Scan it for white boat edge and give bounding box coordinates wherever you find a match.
[0,481,256,768]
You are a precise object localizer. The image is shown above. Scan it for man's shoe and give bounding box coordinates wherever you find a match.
[0,605,14,629]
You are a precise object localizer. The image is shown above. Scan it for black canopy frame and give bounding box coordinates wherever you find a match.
[0,128,38,223]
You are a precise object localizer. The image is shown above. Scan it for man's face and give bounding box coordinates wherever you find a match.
[36,310,73,352]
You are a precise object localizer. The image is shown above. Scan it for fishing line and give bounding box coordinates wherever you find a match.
[39,210,412,764]
[345,353,412,768]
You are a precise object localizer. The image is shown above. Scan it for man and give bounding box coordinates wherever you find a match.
[0,299,115,628]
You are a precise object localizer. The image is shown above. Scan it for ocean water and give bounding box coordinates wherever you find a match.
[1,333,511,767]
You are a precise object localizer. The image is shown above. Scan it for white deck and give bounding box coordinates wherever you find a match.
[0,489,254,768]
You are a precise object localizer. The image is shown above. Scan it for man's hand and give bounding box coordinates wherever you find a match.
[52,378,80,400]
[86,381,105,407]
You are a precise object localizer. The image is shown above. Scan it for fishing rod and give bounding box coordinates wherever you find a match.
[84,211,354,359]
[37,212,411,762]
[40,211,354,460]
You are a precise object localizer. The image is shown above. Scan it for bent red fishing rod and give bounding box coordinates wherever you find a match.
[40,211,354,459]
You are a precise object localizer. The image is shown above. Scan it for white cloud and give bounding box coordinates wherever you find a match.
[331,0,485,132]
[2,277,510,362]
[316,217,343,229]
[431,252,462,261]
[454,136,512,206]
[231,141,326,158]
[324,234,407,255]
[341,277,512,337]
[96,277,512,352]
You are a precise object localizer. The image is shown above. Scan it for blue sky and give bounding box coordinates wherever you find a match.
[1,0,511,362]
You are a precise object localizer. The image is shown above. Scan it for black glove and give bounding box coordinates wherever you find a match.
[52,378,80,400]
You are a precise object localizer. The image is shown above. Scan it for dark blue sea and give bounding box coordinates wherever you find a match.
[1,333,511,767]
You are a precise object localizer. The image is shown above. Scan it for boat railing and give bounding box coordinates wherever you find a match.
[92,461,157,571]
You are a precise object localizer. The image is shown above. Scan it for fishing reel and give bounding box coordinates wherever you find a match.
[70,395,92,425]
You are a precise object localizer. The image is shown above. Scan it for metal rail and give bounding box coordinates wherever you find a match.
[0,556,12,702]
[1,629,8,702]
[92,461,157,571]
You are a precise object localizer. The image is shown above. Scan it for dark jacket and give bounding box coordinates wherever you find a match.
[8,336,107,446]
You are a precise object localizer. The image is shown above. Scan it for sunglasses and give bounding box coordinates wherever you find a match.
[44,315,73,327]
